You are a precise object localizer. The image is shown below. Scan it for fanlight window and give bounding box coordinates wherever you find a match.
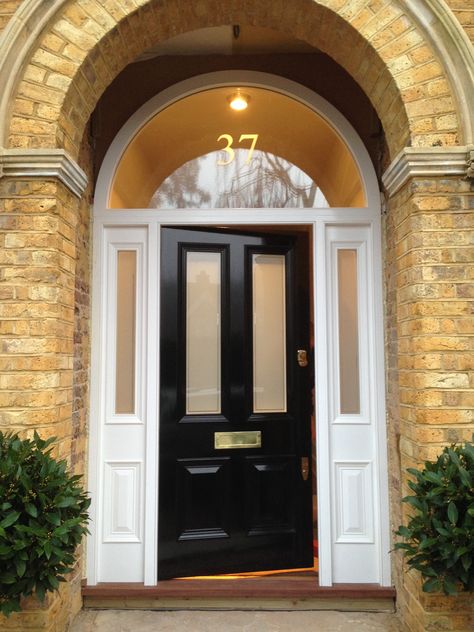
[109,87,365,209]
[150,150,329,209]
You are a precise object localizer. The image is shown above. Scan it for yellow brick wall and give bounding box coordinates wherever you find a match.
[0,176,85,630]
[386,176,474,632]
[0,179,76,446]
[446,0,474,45]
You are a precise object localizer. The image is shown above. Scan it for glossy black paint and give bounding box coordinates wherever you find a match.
[158,227,313,579]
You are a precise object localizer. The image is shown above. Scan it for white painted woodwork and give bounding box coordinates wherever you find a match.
[334,461,373,542]
[89,227,148,583]
[88,71,391,588]
[103,461,141,542]
[324,223,388,584]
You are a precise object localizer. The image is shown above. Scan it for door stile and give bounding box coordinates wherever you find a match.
[144,221,160,585]
[313,219,333,586]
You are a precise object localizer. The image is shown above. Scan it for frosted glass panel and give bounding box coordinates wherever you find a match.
[253,254,287,413]
[115,251,136,414]
[338,249,360,414]
[186,251,221,414]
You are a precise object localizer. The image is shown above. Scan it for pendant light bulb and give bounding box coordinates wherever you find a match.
[228,91,250,111]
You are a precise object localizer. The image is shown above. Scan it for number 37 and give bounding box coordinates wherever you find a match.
[217,134,258,166]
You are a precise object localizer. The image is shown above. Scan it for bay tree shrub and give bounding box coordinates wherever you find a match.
[0,432,90,616]
[395,437,474,596]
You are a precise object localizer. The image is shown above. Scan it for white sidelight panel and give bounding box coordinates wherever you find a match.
[323,223,389,585]
[89,226,148,584]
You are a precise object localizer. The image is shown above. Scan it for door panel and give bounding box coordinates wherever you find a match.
[158,227,312,579]
[176,457,231,541]
[244,455,296,536]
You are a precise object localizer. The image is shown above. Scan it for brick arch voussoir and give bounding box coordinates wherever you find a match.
[7,0,459,160]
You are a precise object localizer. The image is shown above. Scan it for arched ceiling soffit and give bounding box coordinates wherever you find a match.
[1,0,472,162]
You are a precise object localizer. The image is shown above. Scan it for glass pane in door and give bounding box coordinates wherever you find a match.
[252,254,287,413]
[186,251,221,414]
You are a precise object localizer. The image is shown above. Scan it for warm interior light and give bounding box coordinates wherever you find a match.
[177,558,318,580]
[228,92,249,111]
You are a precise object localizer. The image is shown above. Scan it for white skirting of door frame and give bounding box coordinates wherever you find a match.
[87,72,391,588]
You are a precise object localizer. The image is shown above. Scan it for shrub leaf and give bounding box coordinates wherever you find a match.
[0,511,21,529]
[447,502,458,525]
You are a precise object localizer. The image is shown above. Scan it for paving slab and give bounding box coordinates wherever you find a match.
[71,609,403,631]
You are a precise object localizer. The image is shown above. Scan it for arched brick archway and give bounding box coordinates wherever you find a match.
[0,2,473,632]
[4,0,466,160]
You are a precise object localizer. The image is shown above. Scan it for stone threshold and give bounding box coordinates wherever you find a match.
[82,578,396,612]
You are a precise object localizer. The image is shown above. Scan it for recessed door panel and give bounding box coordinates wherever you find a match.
[159,227,312,579]
[244,456,295,536]
[176,458,230,541]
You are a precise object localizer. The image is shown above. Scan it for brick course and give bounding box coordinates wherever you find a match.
[5,0,464,159]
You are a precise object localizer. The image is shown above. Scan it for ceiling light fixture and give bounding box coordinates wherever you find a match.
[228,91,250,111]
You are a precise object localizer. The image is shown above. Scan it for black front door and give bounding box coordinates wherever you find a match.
[158,227,313,579]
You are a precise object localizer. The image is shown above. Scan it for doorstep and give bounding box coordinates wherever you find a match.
[82,577,396,612]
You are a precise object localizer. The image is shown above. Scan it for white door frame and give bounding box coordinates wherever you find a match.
[88,72,391,587]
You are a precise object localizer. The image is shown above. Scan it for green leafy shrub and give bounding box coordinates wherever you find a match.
[0,432,90,617]
[395,437,474,596]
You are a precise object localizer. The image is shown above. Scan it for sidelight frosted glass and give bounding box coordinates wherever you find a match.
[253,254,287,413]
[186,251,221,414]
[337,249,360,414]
[115,251,136,414]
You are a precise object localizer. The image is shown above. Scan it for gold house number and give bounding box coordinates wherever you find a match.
[217,134,259,166]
